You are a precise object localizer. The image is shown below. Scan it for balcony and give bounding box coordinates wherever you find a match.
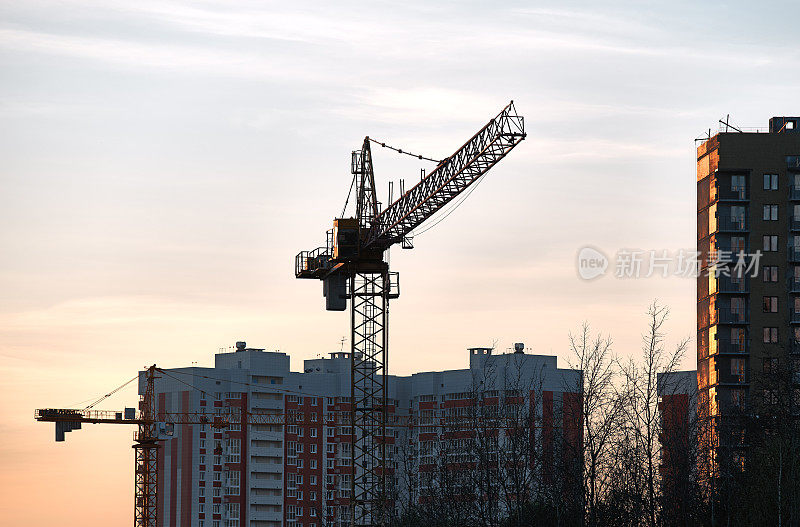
[717,309,748,324]
[791,216,800,232]
[717,215,748,232]
[717,276,749,293]
[791,186,800,201]
[790,247,800,263]
[789,277,800,293]
[791,311,800,324]
[718,186,748,201]
[716,338,749,354]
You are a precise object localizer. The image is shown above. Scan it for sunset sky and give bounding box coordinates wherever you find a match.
[2,1,799,524]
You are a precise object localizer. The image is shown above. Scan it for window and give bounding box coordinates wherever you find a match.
[764,296,779,313]
[764,173,779,190]
[310,428,318,437]
[763,358,778,374]
[199,487,205,497]
[225,438,240,463]
[287,505,303,520]
[310,475,317,485]
[763,205,779,221]
[226,471,240,495]
[763,235,779,251]
[732,174,746,192]
[763,266,779,282]
[213,487,221,497]
[731,327,745,351]
[199,504,205,514]
[795,296,800,315]
[764,389,778,405]
[731,358,745,383]
[731,389,746,409]
[213,504,221,514]
[214,471,221,482]
[310,459,317,470]
[310,508,317,517]
[310,444,317,454]
[788,121,796,130]
[327,427,334,437]
[731,297,745,320]
[199,455,205,465]
[297,459,303,469]
[764,327,779,343]
[731,236,746,253]
[327,444,335,453]
[200,439,205,448]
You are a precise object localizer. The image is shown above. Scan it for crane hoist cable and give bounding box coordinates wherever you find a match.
[341,173,356,218]
[83,374,139,410]
[157,369,222,401]
[411,168,489,237]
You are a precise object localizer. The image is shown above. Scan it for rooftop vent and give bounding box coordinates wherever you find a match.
[235,341,246,351]
[514,342,525,354]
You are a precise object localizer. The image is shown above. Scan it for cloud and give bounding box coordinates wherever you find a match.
[0,27,306,80]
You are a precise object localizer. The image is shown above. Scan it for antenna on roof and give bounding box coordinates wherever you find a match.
[719,115,743,133]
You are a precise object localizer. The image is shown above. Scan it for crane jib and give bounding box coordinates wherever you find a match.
[366,101,525,248]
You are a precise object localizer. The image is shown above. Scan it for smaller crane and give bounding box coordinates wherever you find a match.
[36,365,322,527]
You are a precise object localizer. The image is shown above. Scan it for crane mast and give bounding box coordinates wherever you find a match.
[295,101,525,527]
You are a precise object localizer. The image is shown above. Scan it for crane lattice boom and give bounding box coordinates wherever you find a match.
[369,101,524,247]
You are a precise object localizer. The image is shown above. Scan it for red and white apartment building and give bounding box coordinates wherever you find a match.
[143,342,582,527]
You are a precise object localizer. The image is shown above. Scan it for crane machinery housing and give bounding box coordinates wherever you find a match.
[295,101,525,526]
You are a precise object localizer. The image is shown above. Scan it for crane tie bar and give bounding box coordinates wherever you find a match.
[368,137,443,164]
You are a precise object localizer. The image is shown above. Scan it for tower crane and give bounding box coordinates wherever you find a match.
[295,101,525,526]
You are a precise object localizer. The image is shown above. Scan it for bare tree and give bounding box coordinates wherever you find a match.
[568,323,621,527]
[617,302,688,527]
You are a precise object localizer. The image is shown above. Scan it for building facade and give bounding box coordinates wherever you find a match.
[141,343,581,527]
[696,116,800,457]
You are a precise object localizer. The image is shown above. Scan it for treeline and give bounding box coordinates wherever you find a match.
[383,302,800,527]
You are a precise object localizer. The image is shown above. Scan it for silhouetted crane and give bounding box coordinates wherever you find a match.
[295,101,525,526]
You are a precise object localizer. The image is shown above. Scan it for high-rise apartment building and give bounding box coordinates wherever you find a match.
[143,342,581,527]
[696,116,800,452]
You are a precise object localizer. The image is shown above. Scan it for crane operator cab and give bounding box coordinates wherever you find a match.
[332,218,359,260]
[322,218,358,312]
